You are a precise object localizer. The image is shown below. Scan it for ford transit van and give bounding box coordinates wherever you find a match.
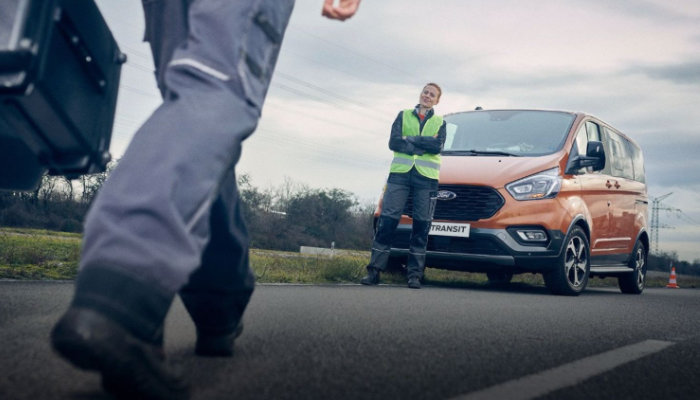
[379,109,649,296]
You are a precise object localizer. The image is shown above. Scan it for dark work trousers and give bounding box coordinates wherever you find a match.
[70,0,295,344]
[368,168,438,280]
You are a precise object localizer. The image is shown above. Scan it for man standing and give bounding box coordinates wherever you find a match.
[50,1,361,399]
[361,83,446,289]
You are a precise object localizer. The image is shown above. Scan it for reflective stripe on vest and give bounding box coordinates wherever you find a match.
[390,109,442,179]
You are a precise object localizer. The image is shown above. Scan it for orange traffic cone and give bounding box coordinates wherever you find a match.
[666,267,680,289]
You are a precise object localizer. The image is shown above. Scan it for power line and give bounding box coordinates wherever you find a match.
[264,99,385,138]
[249,127,388,170]
[119,84,160,100]
[120,45,153,62]
[272,82,349,109]
[124,61,155,74]
[649,192,700,254]
[290,26,417,80]
[678,210,700,226]
[275,72,385,117]
[280,47,377,83]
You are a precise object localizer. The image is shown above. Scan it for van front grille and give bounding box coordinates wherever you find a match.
[390,231,509,255]
[403,184,504,221]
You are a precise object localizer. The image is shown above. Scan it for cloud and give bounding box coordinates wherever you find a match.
[581,0,700,25]
[639,137,700,187]
[96,0,700,261]
[629,62,700,85]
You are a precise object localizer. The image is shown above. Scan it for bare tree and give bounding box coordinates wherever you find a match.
[63,177,74,201]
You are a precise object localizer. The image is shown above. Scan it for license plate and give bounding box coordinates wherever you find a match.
[429,222,470,237]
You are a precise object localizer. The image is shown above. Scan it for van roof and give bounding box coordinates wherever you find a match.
[443,108,581,118]
[443,108,640,148]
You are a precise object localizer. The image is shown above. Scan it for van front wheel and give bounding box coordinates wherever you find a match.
[544,226,590,296]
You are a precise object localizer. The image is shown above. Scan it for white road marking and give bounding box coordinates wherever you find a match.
[452,339,675,400]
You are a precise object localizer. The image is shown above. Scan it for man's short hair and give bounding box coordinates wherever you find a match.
[425,82,442,100]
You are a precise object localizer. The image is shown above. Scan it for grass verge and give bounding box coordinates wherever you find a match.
[0,228,80,280]
[1,228,698,289]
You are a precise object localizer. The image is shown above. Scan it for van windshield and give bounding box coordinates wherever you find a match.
[443,110,575,156]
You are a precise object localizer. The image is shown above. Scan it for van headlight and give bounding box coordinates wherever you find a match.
[506,167,561,200]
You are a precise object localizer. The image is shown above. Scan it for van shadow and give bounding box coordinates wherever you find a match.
[423,279,551,295]
[422,278,623,297]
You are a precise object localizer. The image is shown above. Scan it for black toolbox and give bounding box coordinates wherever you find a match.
[0,0,125,190]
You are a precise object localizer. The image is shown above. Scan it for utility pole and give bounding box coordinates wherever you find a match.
[650,192,680,254]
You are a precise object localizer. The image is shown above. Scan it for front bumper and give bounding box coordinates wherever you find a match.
[389,224,565,273]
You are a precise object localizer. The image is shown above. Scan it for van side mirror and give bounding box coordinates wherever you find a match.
[566,140,605,174]
[584,140,605,171]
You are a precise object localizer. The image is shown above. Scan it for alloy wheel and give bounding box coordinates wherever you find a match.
[564,235,588,289]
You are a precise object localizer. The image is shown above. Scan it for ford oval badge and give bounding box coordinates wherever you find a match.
[437,190,457,201]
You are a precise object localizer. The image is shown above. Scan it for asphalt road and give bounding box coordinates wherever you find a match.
[1,280,699,399]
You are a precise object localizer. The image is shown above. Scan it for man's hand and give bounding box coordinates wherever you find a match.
[322,0,361,21]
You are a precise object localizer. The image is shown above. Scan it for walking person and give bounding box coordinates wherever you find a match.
[50,1,361,399]
[361,83,446,289]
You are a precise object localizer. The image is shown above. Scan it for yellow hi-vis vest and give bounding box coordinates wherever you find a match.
[390,109,443,180]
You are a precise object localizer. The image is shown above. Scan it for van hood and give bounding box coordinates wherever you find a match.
[439,153,563,188]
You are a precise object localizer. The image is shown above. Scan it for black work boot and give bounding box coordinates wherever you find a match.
[407,276,421,289]
[51,307,188,400]
[195,322,244,357]
[360,267,381,285]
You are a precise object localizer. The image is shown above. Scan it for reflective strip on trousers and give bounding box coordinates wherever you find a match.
[169,58,231,81]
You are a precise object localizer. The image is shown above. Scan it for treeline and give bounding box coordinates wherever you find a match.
[0,164,375,252]
[237,174,374,251]
[1,166,699,275]
[0,163,113,232]
[647,252,700,277]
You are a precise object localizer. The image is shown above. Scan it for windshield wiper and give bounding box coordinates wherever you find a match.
[473,150,520,157]
[442,150,478,156]
[444,149,520,157]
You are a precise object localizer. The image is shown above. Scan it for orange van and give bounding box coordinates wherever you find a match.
[378,109,649,295]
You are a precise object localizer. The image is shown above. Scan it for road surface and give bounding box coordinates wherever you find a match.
[1,281,699,399]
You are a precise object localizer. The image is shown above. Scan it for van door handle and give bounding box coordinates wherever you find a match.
[606,180,620,189]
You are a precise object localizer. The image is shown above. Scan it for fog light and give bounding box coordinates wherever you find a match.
[517,230,547,242]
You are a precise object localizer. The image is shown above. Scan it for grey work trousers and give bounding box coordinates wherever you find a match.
[368,168,438,279]
[71,0,295,343]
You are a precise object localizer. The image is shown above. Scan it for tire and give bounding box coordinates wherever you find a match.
[487,270,514,286]
[618,240,647,294]
[544,226,590,296]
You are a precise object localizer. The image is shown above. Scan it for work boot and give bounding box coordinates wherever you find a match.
[51,307,188,400]
[360,267,380,285]
[408,276,421,289]
[195,322,244,357]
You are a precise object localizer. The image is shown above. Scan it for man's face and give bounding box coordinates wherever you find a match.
[419,85,440,109]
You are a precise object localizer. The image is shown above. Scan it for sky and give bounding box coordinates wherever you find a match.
[94,0,700,263]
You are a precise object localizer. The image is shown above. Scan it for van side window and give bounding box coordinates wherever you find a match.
[573,126,587,158]
[629,139,645,183]
[585,121,601,141]
[605,128,634,180]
